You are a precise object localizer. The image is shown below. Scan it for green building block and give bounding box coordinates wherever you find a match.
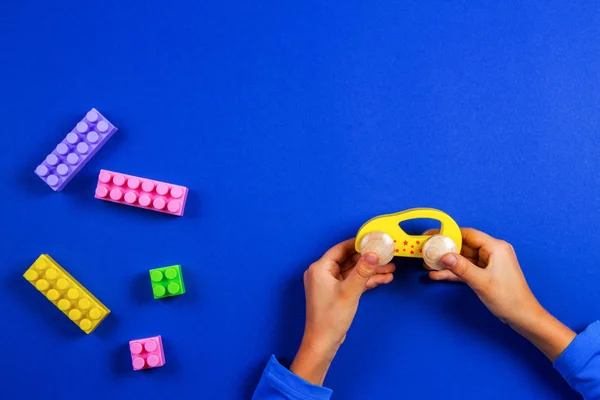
[149,265,186,299]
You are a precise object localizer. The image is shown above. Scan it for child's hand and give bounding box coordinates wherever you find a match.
[427,228,575,360]
[427,228,540,325]
[290,238,395,385]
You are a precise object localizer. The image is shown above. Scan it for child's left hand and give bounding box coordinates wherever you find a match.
[290,238,395,385]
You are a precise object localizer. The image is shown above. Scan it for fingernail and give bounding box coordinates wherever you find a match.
[442,254,457,267]
[365,253,378,265]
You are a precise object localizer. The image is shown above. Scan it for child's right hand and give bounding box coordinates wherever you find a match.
[427,228,541,326]
[427,227,576,361]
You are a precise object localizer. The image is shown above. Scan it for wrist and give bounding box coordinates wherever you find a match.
[290,336,340,386]
[507,303,576,361]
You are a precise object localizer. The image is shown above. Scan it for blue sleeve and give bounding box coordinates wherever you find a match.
[252,355,333,400]
[554,321,600,399]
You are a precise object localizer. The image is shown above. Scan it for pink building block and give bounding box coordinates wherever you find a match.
[129,335,166,370]
[95,169,188,216]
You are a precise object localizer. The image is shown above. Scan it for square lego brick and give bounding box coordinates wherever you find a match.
[23,254,110,334]
[35,108,117,191]
[129,335,166,370]
[95,169,188,216]
[149,265,185,299]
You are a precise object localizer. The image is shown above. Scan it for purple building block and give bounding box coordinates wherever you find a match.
[35,108,117,191]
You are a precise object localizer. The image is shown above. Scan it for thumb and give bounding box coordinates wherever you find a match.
[441,253,485,288]
[342,253,379,297]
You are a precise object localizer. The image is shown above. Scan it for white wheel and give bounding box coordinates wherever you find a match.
[422,234,458,270]
[359,231,395,265]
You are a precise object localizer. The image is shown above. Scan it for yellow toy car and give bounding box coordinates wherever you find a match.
[355,208,462,270]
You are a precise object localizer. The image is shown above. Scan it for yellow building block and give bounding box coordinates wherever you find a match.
[23,254,110,334]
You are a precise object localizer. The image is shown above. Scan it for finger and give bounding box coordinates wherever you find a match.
[425,228,496,253]
[375,263,396,274]
[340,253,378,297]
[322,238,357,264]
[460,228,497,251]
[327,260,341,278]
[341,257,394,279]
[428,269,463,282]
[440,253,486,289]
[365,273,394,290]
[340,253,361,273]
[423,257,476,271]
[465,256,478,265]
[460,244,479,260]
[423,229,477,258]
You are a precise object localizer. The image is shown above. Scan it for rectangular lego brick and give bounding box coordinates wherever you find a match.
[95,169,188,216]
[35,108,118,191]
[23,254,110,334]
[129,335,166,370]
[149,265,185,299]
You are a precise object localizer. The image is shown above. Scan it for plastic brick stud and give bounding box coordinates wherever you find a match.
[23,254,110,333]
[149,265,185,299]
[129,335,166,370]
[95,170,188,216]
[35,109,117,191]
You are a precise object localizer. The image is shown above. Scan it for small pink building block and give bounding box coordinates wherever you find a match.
[129,335,166,370]
[95,170,188,216]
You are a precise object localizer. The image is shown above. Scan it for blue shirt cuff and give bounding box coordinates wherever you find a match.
[554,321,600,381]
[259,355,333,400]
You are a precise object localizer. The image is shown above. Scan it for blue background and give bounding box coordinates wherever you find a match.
[1,1,598,399]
